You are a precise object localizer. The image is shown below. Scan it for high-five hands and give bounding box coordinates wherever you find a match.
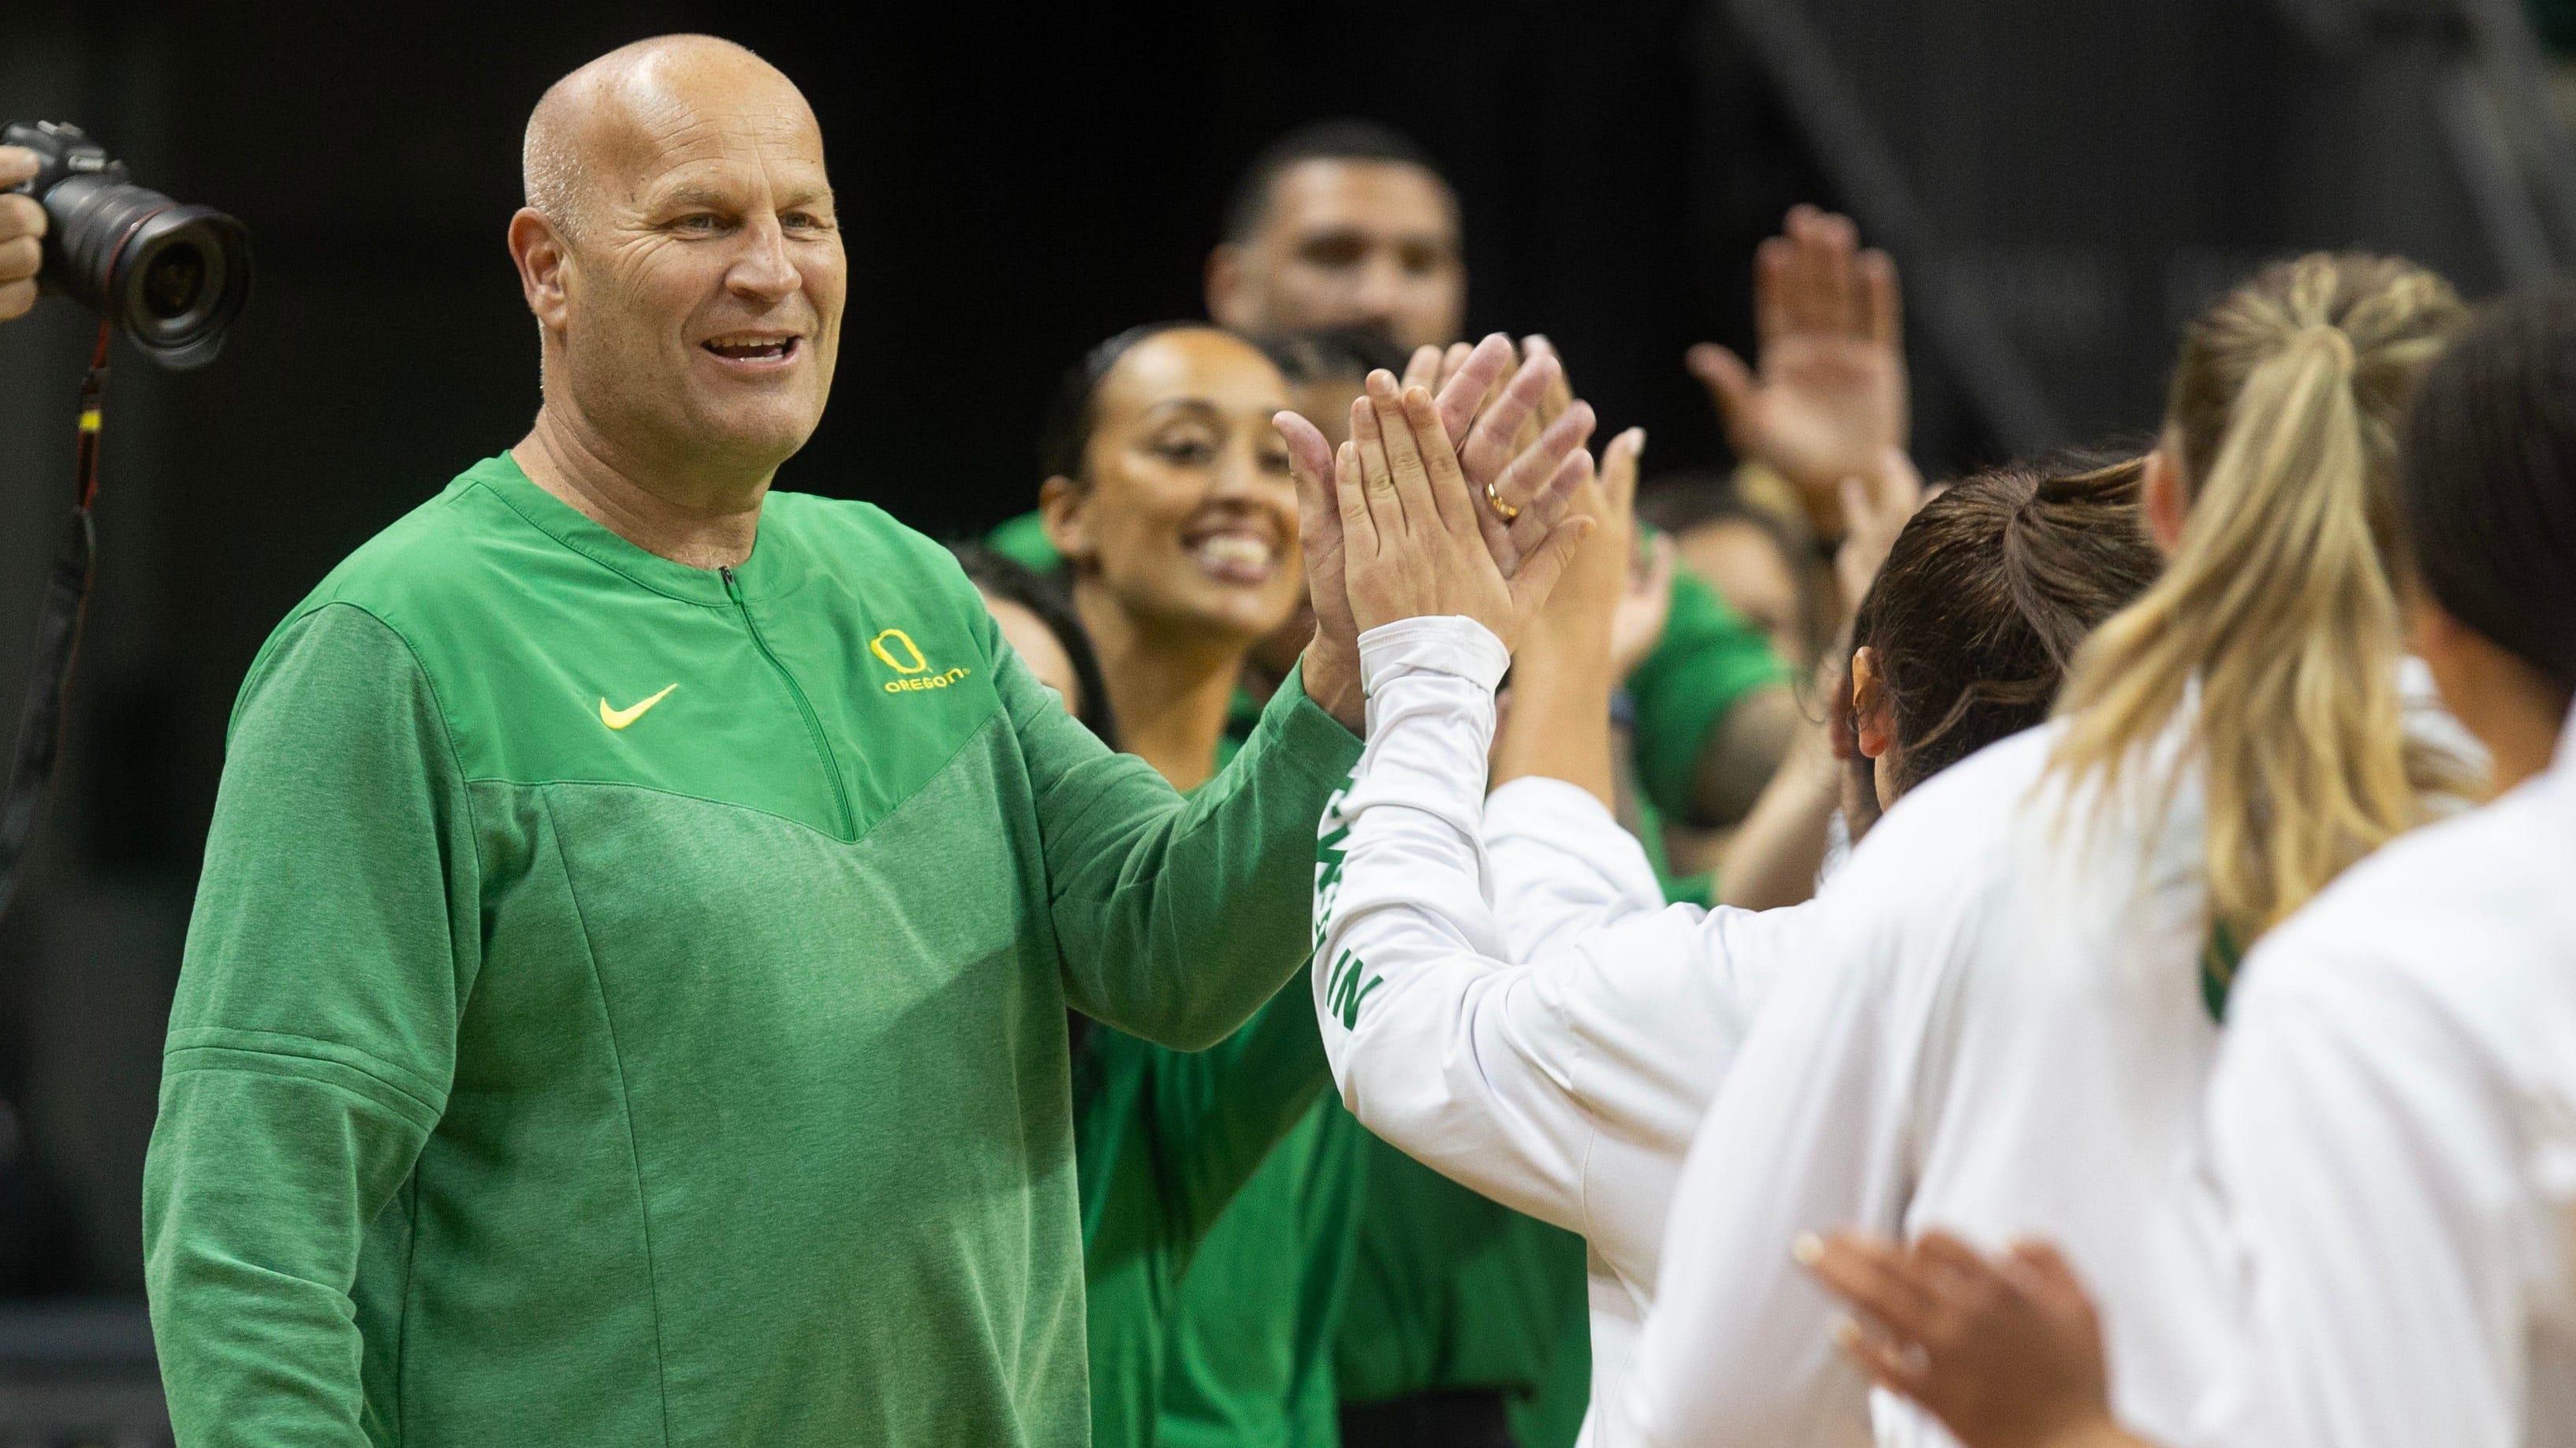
[1282,332,1597,576]
[1689,205,1908,537]
[1333,372,1593,650]
[1277,333,1598,724]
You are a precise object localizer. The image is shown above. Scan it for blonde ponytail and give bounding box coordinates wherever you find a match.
[2048,254,2473,943]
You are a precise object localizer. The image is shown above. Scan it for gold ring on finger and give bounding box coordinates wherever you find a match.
[1486,481,1521,523]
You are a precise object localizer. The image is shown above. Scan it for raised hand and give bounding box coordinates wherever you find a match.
[1604,433,1676,682]
[1521,425,1650,664]
[1334,374,1591,649]
[1277,339,1594,723]
[1488,413,1643,811]
[1688,205,1908,536]
[1799,1230,2135,1448]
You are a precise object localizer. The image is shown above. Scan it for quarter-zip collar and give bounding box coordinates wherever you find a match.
[464,452,805,606]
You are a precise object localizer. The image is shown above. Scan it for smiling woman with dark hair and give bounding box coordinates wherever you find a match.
[999,321,1368,1448]
[1035,323,1306,791]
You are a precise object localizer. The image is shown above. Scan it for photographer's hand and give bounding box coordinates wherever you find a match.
[0,147,45,322]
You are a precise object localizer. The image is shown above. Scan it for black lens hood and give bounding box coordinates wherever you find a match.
[39,172,255,370]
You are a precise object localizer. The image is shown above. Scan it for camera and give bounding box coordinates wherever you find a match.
[5,120,252,369]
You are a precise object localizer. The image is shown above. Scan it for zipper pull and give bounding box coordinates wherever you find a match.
[721,564,740,601]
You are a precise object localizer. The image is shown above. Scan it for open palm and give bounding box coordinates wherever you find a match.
[1691,205,1909,533]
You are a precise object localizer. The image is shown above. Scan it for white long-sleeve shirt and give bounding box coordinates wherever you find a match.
[1308,610,1834,1432]
[1615,679,2485,1448]
[1615,716,2246,1448]
[1313,616,1826,1437]
[2183,703,2576,1448]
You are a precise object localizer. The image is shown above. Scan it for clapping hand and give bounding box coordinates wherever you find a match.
[1688,206,1907,537]
[1284,331,1597,576]
[1333,372,1592,649]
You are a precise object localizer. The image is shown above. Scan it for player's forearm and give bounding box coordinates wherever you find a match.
[1714,715,1840,910]
[1491,630,1618,811]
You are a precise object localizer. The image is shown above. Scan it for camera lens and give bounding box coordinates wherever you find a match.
[40,173,252,370]
[142,240,207,319]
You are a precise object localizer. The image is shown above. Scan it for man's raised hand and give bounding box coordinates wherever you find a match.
[1688,205,1907,535]
[1334,373,1591,650]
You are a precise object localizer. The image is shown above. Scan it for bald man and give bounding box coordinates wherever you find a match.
[140,36,1377,1447]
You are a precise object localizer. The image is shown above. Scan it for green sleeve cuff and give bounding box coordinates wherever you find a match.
[1627,568,1791,823]
[1246,661,1364,787]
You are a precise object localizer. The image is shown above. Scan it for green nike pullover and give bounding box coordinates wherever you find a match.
[143,453,1362,1448]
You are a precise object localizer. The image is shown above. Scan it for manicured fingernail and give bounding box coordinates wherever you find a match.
[1626,427,1647,450]
[1791,1231,1825,1266]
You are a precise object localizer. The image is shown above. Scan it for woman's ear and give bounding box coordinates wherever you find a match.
[1039,475,1094,568]
[2142,445,2188,556]
[1850,646,1896,760]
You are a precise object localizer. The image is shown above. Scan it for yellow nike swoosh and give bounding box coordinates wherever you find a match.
[598,683,679,730]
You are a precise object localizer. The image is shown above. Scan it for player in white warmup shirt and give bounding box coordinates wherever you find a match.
[1611,253,2488,1448]
[1799,287,2576,1448]
[1304,449,2163,1439]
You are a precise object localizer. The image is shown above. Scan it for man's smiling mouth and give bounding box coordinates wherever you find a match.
[703,333,800,363]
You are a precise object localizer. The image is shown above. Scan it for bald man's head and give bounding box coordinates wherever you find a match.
[522,35,803,237]
[507,33,844,490]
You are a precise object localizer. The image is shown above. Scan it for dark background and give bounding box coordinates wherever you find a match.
[1,1,2571,1433]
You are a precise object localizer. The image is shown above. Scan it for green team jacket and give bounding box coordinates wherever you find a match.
[993,519,1371,1448]
[144,455,1362,1448]
[1152,724,1363,1448]
[1076,988,1354,1448]
[1076,680,1365,1448]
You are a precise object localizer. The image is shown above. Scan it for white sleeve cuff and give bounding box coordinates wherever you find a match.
[1359,616,1510,697]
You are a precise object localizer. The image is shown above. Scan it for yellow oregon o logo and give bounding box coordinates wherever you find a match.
[870,628,930,675]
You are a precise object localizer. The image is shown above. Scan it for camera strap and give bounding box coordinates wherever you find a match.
[0,320,110,921]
